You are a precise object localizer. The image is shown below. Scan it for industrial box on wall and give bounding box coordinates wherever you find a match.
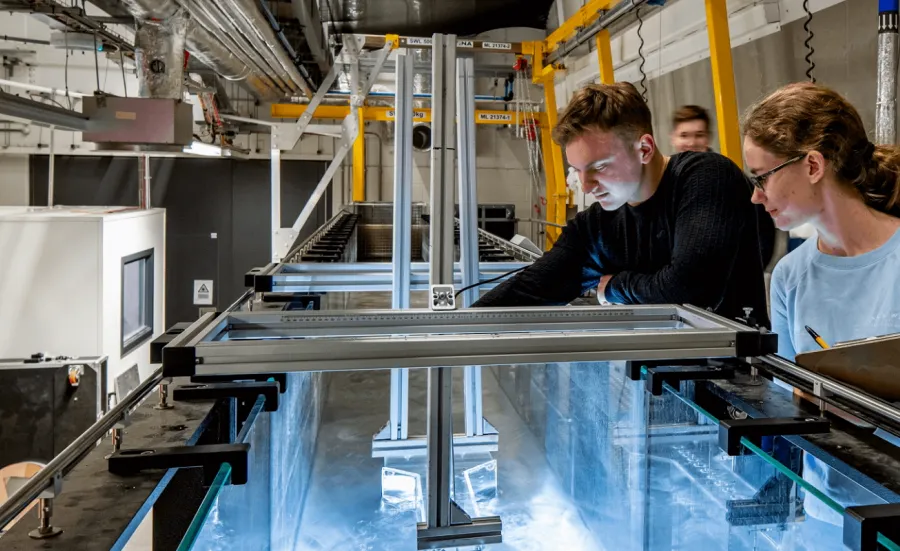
[0,207,166,389]
[82,96,193,146]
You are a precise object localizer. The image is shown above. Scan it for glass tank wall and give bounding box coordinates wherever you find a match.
[176,361,900,551]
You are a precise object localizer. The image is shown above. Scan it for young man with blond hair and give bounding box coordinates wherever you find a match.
[474,82,768,325]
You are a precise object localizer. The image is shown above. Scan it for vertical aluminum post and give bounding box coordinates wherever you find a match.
[390,51,415,441]
[429,34,456,285]
[456,56,479,309]
[271,127,282,262]
[426,32,458,531]
[419,35,499,551]
[47,125,55,207]
[456,55,485,437]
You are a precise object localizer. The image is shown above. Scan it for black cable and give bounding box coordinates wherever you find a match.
[802,0,816,83]
[119,50,128,97]
[64,28,71,109]
[454,266,528,298]
[29,93,66,109]
[323,0,341,47]
[636,7,648,102]
[83,1,101,92]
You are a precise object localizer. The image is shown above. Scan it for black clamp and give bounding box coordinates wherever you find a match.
[172,381,280,412]
[625,359,717,382]
[191,373,288,393]
[150,322,194,365]
[245,263,277,291]
[844,503,900,551]
[718,417,830,456]
[108,443,250,485]
[162,345,197,378]
[727,474,799,526]
[645,364,735,396]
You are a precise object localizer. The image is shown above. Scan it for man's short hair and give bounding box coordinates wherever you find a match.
[552,82,653,147]
[672,105,710,130]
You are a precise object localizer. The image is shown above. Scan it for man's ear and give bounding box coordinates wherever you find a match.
[638,134,656,164]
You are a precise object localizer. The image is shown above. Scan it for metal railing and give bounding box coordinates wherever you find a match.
[0,292,254,531]
[761,354,900,426]
[0,368,163,530]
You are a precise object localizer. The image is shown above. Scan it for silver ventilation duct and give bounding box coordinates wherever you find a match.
[291,0,331,74]
[221,0,314,97]
[186,0,293,95]
[119,0,310,101]
[134,12,188,99]
[188,25,253,83]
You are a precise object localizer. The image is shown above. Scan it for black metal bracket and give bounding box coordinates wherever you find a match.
[734,327,779,357]
[645,365,735,396]
[172,382,280,412]
[245,263,277,291]
[108,443,250,485]
[150,322,194,365]
[268,294,322,311]
[162,345,197,378]
[844,503,900,551]
[718,417,830,456]
[190,373,288,393]
[625,358,721,381]
[727,473,801,526]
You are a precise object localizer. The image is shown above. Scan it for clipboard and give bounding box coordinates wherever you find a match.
[795,332,900,401]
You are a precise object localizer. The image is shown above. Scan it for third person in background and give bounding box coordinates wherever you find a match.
[743,82,900,360]
[670,105,712,153]
[671,104,776,269]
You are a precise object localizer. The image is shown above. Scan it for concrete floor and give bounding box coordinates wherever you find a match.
[294,366,601,551]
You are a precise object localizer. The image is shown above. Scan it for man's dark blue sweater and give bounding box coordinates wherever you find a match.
[473,151,770,327]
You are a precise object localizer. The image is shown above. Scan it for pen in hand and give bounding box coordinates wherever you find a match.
[805,325,830,349]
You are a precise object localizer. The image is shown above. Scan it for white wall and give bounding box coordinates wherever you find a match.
[0,215,102,357]
[102,210,166,384]
[0,156,29,205]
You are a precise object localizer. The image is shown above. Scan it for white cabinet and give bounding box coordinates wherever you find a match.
[0,207,166,389]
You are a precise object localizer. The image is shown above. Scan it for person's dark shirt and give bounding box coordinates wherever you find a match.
[473,151,770,327]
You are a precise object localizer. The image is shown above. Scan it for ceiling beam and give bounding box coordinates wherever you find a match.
[0,89,92,131]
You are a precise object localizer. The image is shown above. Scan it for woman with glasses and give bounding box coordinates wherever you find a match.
[743,82,900,361]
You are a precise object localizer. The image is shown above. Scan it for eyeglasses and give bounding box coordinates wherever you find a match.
[748,154,805,192]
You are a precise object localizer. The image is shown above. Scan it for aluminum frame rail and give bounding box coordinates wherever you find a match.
[158,304,774,378]
[383,50,415,443]
[252,262,529,293]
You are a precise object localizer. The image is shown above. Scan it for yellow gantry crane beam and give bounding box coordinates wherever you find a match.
[352,107,366,202]
[704,0,742,168]
[544,0,613,54]
[595,29,615,84]
[270,104,547,127]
